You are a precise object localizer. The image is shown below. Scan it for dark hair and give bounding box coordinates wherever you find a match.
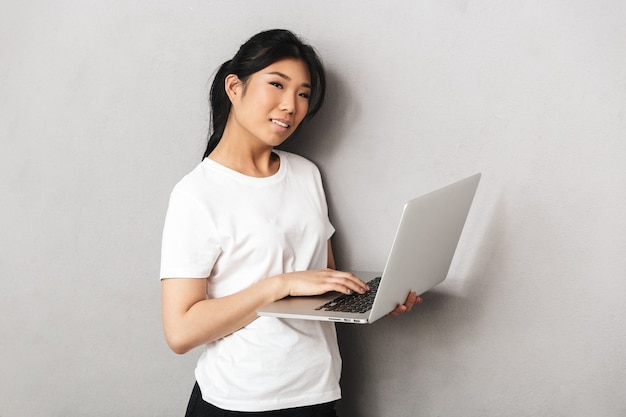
[202,29,326,159]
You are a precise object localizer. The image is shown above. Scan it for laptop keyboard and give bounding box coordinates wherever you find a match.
[315,276,381,314]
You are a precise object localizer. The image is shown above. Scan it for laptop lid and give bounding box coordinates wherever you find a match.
[257,173,481,324]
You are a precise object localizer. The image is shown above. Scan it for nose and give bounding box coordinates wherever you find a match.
[280,94,296,114]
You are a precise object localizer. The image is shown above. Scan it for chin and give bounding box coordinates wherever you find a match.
[266,135,292,148]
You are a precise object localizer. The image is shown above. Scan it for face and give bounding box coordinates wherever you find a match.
[227,58,312,148]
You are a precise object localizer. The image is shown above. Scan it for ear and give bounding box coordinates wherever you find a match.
[225,74,242,104]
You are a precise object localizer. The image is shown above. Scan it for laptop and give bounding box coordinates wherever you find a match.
[257,173,481,324]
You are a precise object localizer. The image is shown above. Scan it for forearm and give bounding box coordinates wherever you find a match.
[162,265,369,354]
[162,276,286,354]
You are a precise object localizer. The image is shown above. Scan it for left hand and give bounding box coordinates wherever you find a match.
[387,291,423,317]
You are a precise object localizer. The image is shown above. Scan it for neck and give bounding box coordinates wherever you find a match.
[209,132,279,178]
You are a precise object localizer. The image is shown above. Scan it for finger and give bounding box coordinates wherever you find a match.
[387,292,422,316]
[336,278,367,295]
[314,274,360,295]
[387,305,407,317]
[404,292,419,312]
[329,272,369,294]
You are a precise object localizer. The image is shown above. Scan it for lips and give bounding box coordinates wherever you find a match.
[271,119,290,129]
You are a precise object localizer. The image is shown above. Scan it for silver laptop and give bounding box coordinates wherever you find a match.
[257,173,481,324]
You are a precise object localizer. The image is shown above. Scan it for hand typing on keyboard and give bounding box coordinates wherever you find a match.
[315,276,422,316]
[316,277,381,313]
[282,268,370,298]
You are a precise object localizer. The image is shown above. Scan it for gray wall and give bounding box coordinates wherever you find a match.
[2,1,625,416]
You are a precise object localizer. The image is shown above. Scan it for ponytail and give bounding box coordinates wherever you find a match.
[203,60,232,159]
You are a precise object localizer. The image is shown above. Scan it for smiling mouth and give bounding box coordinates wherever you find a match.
[271,119,290,128]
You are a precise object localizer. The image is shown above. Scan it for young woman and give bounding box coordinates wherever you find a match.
[160,29,421,417]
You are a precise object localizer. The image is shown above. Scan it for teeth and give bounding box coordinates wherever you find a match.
[272,119,289,128]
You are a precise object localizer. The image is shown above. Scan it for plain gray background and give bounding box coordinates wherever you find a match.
[2,1,625,416]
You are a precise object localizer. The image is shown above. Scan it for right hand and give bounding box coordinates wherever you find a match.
[279,269,370,297]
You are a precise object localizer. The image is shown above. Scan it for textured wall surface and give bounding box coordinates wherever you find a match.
[1,1,625,416]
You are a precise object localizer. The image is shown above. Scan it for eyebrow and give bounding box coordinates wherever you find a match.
[267,71,312,89]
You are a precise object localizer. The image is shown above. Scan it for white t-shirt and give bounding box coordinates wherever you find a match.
[160,150,341,412]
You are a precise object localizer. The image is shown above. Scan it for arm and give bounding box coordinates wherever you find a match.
[327,239,336,269]
[161,275,283,354]
[162,241,368,354]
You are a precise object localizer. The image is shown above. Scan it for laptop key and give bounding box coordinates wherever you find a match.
[316,277,381,313]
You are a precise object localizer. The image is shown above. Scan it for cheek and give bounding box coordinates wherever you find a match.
[255,91,276,110]
[239,86,275,117]
[296,101,309,121]
[252,86,280,110]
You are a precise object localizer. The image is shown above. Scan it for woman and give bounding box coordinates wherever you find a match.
[160,29,421,416]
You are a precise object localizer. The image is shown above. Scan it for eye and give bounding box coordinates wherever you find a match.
[299,92,311,100]
[269,81,283,89]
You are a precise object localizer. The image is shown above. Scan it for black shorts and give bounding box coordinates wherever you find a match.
[185,382,339,417]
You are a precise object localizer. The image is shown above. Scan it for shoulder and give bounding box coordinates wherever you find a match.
[170,159,217,196]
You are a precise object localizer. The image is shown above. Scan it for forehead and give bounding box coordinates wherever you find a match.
[258,58,311,85]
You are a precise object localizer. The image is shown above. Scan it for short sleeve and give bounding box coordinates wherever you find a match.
[309,161,335,240]
[160,189,221,279]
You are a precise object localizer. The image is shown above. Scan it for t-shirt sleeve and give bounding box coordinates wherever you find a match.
[311,163,335,240]
[160,189,221,279]
[324,204,335,240]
